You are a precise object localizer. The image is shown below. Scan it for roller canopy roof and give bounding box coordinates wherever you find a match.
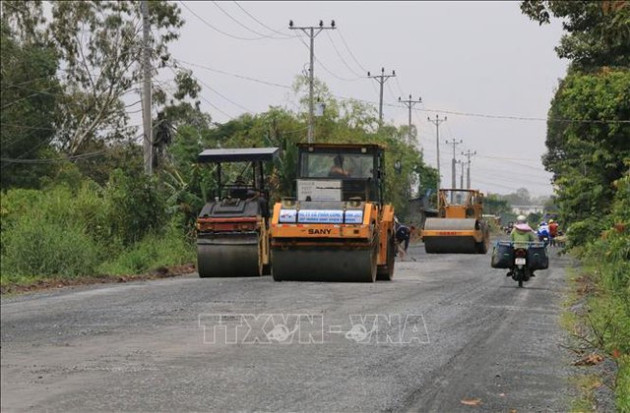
[198,147,279,163]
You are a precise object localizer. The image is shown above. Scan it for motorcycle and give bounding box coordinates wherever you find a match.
[491,241,549,288]
[511,244,531,288]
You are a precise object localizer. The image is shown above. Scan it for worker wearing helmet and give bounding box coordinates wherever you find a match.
[510,215,537,244]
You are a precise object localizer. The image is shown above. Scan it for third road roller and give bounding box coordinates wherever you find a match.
[421,189,490,254]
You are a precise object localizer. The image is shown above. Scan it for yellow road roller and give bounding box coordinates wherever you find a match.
[270,143,396,282]
[196,147,279,277]
[421,189,489,254]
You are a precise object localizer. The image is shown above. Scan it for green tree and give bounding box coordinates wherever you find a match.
[544,69,630,238]
[47,1,199,157]
[520,1,630,69]
[0,2,60,189]
[521,0,630,69]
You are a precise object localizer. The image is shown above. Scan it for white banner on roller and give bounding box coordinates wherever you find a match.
[298,209,344,224]
[344,210,363,224]
[279,209,297,223]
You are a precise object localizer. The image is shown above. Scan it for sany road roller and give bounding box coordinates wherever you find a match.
[270,143,396,282]
[421,189,490,254]
[195,147,279,277]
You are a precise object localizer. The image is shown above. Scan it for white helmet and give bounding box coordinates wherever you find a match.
[516,215,527,224]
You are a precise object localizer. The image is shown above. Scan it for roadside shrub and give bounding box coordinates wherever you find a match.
[105,169,168,246]
[97,220,194,275]
[1,214,99,278]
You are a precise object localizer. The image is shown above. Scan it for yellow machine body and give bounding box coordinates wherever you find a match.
[269,143,396,282]
[421,189,490,254]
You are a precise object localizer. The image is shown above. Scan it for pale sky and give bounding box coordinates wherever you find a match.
[164,1,569,197]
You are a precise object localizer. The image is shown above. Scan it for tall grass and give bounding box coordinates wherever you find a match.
[571,173,630,412]
[0,170,194,285]
[97,222,195,275]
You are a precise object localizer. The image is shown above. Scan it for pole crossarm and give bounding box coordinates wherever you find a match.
[368,68,396,128]
[399,94,422,148]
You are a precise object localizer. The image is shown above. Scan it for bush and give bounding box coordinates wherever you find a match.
[1,171,194,282]
[105,169,168,246]
[97,221,194,275]
[1,215,99,279]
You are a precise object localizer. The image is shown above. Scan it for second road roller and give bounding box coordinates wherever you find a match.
[196,147,279,277]
[421,189,490,254]
[270,143,396,282]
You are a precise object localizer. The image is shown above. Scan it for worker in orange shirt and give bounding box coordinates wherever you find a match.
[549,219,559,246]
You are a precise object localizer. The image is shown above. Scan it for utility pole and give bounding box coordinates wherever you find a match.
[289,20,335,143]
[462,149,477,189]
[458,160,465,189]
[445,138,463,190]
[398,94,422,147]
[368,68,396,128]
[427,115,446,208]
[141,0,153,175]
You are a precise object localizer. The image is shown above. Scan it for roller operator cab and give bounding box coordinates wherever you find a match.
[270,143,396,282]
[195,147,279,277]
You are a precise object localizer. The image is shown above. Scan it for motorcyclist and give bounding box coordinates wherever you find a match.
[537,221,551,245]
[508,215,537,277]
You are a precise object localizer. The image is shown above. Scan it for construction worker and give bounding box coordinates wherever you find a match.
[394,217,411,260]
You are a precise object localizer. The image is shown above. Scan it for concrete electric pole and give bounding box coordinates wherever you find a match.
[458,159,465,189]
[368,68,396,128]
[427,115,447,208]
[141,0,153,175]
[398,94,422,147]
[462,149,477,189]
[289,20,336,143]
[445,138,463,190]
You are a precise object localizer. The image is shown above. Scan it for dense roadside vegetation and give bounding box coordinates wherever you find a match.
[522,1,629,410]
[0,1,437,287]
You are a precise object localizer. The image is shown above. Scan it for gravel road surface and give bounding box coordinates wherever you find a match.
[1,243,575,412]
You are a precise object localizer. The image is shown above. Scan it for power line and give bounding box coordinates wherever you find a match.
[167,63,252,113]
[315,56,362,82]
[173,57,292,90]
[211,1,287,39]
[232,1,293,39]
[412,106,630,124]
[171,57,626,125]
[324,30,363,78]
[335,29,368,73]
[394,76,406,97]
[0,150,108,164]
[178,0,270,41]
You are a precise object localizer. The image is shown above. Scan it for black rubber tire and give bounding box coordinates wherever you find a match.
[377,234,396,281]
